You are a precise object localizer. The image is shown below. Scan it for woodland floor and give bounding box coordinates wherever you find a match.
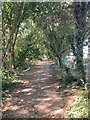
[2,60,81,118]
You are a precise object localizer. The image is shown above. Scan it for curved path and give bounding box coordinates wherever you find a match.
[2,61,79,118]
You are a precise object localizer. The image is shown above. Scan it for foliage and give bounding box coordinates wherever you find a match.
[35,3,74,75]
[64,75,77,85]
[2,2,90,88]
[1,69,16,92]
[14,22,47,69]
[1,2,90,118]
[66,91,89,118]
[2,2,37,69]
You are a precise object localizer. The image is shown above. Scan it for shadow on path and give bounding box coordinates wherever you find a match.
[2,60,80,118]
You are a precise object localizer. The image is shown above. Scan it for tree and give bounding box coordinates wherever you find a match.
[86,2,90,84]
[15,21,46,69]
[35,3,73,73]
[2,2,37,70]
[72,2,87,82]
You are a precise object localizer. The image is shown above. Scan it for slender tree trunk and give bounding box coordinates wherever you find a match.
[58,57,62,68]
[2,3,6,69]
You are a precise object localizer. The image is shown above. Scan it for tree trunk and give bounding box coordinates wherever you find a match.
[76,34,86,81]
[58,57,62,68]
[2,3,6,69]
[87,36,90,83]
[74,2,87,82]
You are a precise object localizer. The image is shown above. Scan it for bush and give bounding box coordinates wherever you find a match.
[1,69,16,91]
[64,75,77,85]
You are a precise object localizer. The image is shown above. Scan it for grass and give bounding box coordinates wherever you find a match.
[53,64,89,118]
[66,90,89,118]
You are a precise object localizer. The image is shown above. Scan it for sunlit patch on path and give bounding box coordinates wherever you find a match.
[2,60,79,118]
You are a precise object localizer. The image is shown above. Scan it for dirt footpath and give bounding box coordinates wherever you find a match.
[2,61,80,118]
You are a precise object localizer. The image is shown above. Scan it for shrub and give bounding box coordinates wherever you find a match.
[1,69,15,91]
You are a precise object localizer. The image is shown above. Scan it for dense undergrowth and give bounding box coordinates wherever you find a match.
[1,69,17,96]
[53,65,89,118]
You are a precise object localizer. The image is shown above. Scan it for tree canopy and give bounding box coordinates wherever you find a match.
[1,2,90,86]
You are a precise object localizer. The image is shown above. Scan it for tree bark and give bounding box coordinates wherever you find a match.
[2,3,6,69]
[73,2,87,82]
[87,36,90,83]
